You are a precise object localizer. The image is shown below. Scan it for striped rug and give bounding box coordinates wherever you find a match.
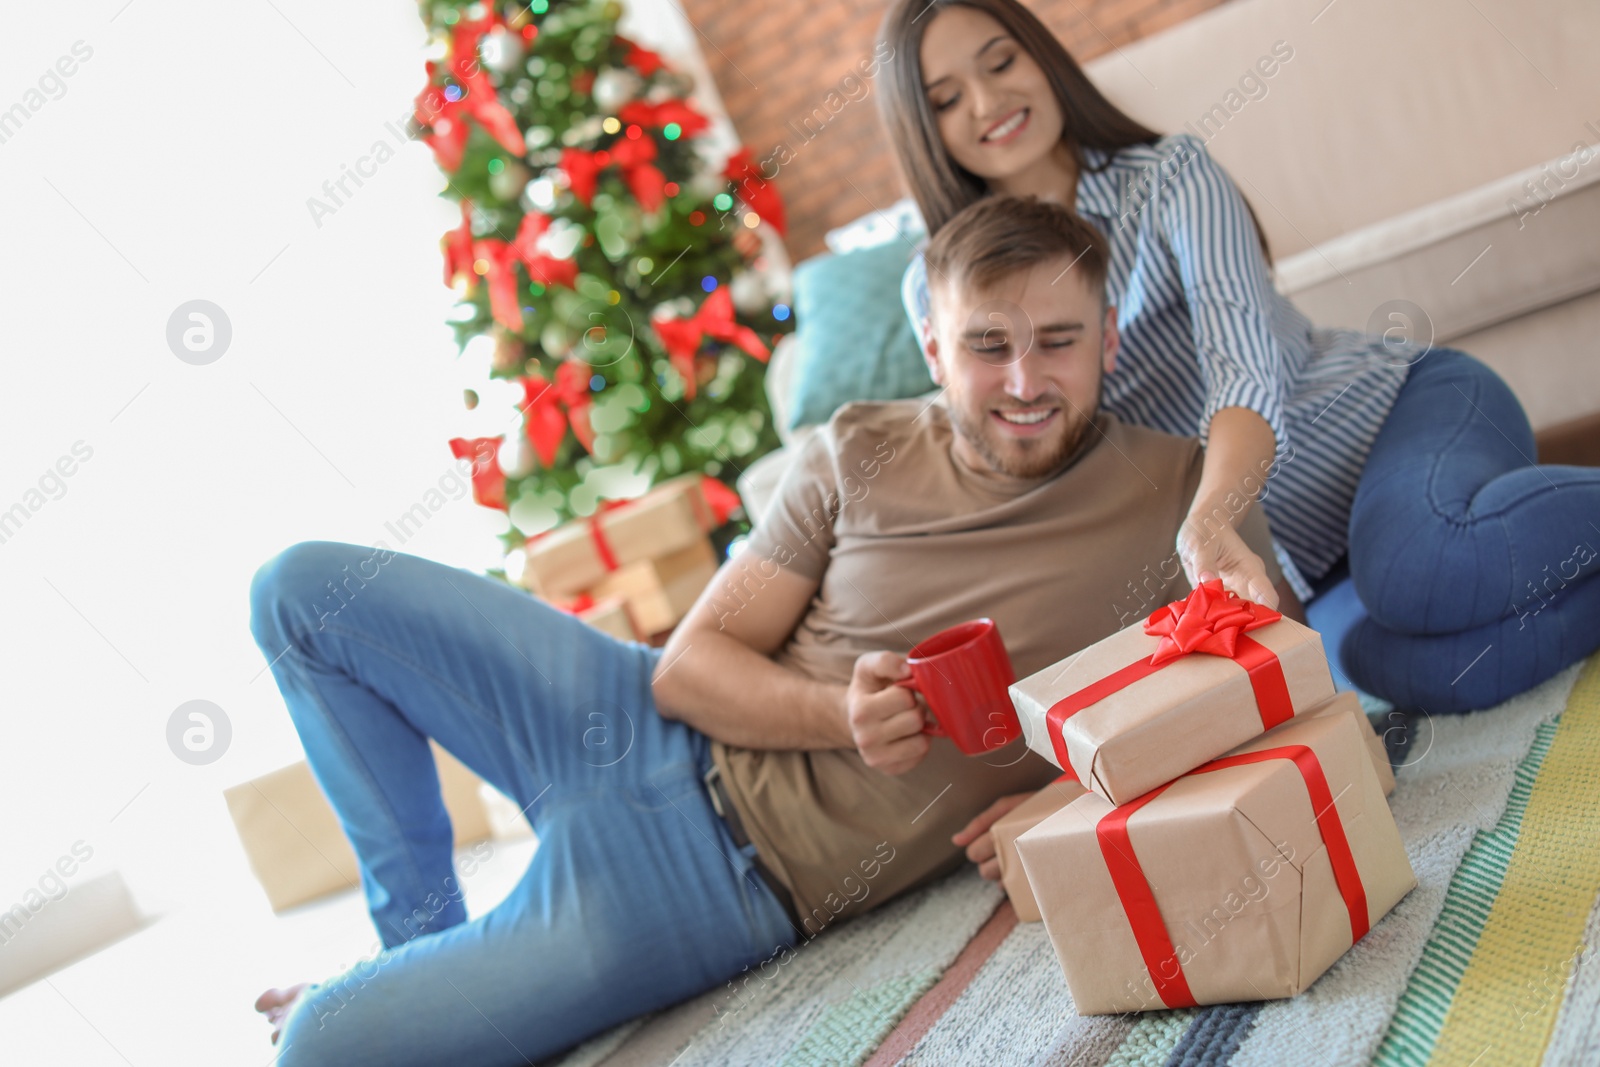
[553,653,1600,1066]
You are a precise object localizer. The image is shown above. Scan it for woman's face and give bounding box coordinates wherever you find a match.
[920,6,1064,184]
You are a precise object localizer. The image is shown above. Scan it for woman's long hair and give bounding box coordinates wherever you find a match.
[875,0,1272,266]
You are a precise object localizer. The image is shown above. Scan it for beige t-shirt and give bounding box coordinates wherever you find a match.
[712,398,1282,936]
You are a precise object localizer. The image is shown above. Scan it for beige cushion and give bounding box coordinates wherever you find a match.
[1276,155,1600,345]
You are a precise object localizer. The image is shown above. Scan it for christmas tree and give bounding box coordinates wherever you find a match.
[414,0,792,561]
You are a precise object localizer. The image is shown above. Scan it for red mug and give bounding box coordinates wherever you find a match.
[895,618,1022,755]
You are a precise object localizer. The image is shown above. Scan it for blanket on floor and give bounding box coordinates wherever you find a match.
[552,653,1600,1067]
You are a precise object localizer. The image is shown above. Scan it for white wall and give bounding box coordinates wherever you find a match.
[0,0,720,951]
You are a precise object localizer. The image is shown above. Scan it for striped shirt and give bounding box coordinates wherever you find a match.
[902,132,1421,597]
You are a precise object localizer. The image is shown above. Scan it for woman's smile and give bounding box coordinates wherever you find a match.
[982,107,1030,145]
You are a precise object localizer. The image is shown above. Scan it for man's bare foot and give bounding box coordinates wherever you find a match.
[255,982,312,1045]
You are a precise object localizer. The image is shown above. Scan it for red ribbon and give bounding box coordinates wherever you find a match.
[520,362,596,467]
[412,14,526,173]
[722,147,787,236]
[447,436,508,512]
[585,500,629,572]
[560,137,667,213]
[618,98,711,138]
[1095,743,1371,1009]
[651,287,770,400]
[1045,580,1291,780]
[616,35,666,78]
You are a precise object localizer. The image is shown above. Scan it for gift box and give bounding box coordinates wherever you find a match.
[1306,690,1396,797]
[577,596,641,643]
[589,537,718,636]
[521,474,730,598]
[1016,703,1415,1014]
[223,742,492,913]
[1010,580,1336,805]
[991,775,1088,922]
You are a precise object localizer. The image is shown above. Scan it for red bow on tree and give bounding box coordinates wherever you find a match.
[609,135,666,212]
[520,363,596,466]
[616,35,666,77]
[618,99,710,138]
[446,210,580,331]
[413,13,526,174]
[560,137,666,213]
[510,212,580,291]
[448,436,509,511]
[651,286,769,400]
[1143,579,1283,666]
[722,147,786,236]
[559,147,602,207]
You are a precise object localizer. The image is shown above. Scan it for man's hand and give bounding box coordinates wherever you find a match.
[847,652,931,775]
[1176,516,1279,609]
[951,792,1035,880]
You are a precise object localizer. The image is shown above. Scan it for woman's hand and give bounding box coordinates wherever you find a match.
[951,792,1036,880]
[1176,514,1279,609]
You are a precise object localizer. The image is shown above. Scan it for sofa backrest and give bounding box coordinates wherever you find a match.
[1082,0,1600,259]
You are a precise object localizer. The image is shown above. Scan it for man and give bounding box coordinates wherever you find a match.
[249,194,1287,1065]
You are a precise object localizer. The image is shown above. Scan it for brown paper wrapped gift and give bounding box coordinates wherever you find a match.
[521,475,721,598]
[991,775,1088,922]
[1009,581,1336,805]
[578,596,641,642]
[589,537,718,636]
[224,742,491,913]
[1015,703,1415,1015]
[1305,690,1396,797]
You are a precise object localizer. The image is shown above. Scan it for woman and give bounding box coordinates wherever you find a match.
[876,0,1600,713]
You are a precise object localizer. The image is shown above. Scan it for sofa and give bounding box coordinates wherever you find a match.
[737,0,1600,521]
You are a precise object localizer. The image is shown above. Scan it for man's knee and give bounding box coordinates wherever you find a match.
[249,540,369,648]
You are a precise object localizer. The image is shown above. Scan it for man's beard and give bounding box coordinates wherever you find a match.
[947,377,1103,480]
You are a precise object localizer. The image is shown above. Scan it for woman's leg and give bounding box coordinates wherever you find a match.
[248,540,796,1064]
[1337,568,1600,713]
[1347,349,1600,635]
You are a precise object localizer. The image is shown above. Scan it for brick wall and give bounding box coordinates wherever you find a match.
[678,0,1231,262]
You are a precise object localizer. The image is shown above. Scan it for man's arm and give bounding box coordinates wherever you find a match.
[651,545,847,750]
[651,545,935,771]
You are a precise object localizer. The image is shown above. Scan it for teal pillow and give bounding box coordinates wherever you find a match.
[788,240,935,431]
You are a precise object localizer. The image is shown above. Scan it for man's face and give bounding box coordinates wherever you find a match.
[925,256,1118,480]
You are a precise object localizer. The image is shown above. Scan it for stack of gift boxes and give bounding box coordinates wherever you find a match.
[514,474,735,642]
[991,580,1415,1015]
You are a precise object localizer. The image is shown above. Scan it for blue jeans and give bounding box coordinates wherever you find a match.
[1305,348,1600,713]
[248,542,796,1066]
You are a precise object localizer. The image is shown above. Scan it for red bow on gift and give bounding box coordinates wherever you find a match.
[651,287,770,400]
[1143,579,1282,666]
[448,436,509,512]
[722,147,786,236]
[1045,581,1294,779]
[520,363,596,467]
[618,99,710,138]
